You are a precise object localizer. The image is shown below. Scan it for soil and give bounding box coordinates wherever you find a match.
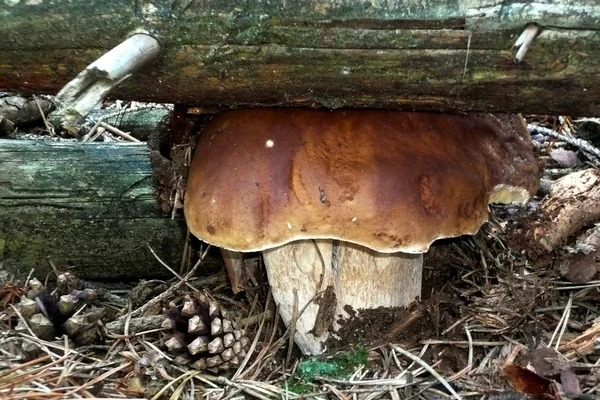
[325,238,475,353]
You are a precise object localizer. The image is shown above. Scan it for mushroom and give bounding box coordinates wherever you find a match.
[184,109,539,355]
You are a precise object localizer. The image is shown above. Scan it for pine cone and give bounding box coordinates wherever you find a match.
[161,292,250,373]
[14,274,103,346]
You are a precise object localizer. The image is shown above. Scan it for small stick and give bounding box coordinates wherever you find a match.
[33,96,55,137]
[391,345,463,400]
[514,23,541,63]
[52,33,161,125]
[81,118,103,142]
[24,268,35,288]
[464,325,474,370]
[232,314,267,380]
[147,244,199,292]
[238,310,272,328]
[549,293,573,350]
[99,121,140,142]
[86,126,106,143]
[441,316,470,336]
[386,307,423,339]
[553,282,600,290]
[529,124,600,162]
[121,245,210,320]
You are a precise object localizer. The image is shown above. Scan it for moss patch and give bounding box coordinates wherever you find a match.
[287,347,368,393]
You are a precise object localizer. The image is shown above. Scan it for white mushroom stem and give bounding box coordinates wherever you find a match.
[262,239,422,355]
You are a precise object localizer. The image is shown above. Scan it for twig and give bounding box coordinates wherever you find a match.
[514,24,541,62]
[386,307,423,339]
[147,244,199,292]
[33,96,55,136]
[316,376,411,387]
[105,315,166,334]
[233,309,268,380]
[391,345,462,400]
[86,126,106,143]
[549,293,573,350]
[99,121,140,142]
[81,119,103,142]
[420,340,506,346]
[553,281,600,291]
[464,325,474,370]
[121,245,210,320]
[529,124,600,163]
[238,310,272,328]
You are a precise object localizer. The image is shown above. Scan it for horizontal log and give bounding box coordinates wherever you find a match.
[1,1,599,115]
[0,139,186,279]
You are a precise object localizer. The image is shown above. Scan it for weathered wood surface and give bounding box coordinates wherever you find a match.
[0,139,186,279]
[1,1,599,115]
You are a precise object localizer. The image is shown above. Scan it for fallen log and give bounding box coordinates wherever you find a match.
[0,139,187,279]
[1,1,599,115]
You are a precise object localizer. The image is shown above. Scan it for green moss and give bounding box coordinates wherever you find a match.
[286,382,312,394]
[288,346,369,391]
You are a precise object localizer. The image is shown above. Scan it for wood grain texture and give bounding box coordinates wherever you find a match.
[0,0,598,114]
[0,139,186,279]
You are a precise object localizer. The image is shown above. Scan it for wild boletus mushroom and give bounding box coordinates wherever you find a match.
[184,109,539,355]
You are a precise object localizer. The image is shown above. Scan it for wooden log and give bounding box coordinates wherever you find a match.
[1,1,599,115]
[0,139,186,279]
[87,105,172,141]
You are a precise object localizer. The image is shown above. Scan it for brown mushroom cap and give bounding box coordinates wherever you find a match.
[184,109,539,253]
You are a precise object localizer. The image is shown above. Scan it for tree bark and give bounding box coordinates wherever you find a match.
[0,139,187,279]
[1,1,599,115]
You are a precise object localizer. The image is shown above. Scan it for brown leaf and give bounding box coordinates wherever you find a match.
[501,364,558,399]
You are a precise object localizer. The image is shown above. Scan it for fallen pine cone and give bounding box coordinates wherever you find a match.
[14,274,103,347]
[161,292,250,373]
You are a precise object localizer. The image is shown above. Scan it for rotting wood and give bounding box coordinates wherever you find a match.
[508,169,600,259]
[0,139,186,279]
[86,104,172,141]
[0,1,599,115]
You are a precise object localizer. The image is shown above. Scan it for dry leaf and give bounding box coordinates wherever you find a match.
[501,364,558,399]
[525,347,581,396]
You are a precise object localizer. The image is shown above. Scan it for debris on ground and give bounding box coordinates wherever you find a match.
[0,107,599,399]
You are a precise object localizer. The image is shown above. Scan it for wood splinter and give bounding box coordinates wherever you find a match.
[514,23,541,63]
[50,33,161,126]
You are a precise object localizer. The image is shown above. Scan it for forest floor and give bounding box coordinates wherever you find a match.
[0,101,599,400]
